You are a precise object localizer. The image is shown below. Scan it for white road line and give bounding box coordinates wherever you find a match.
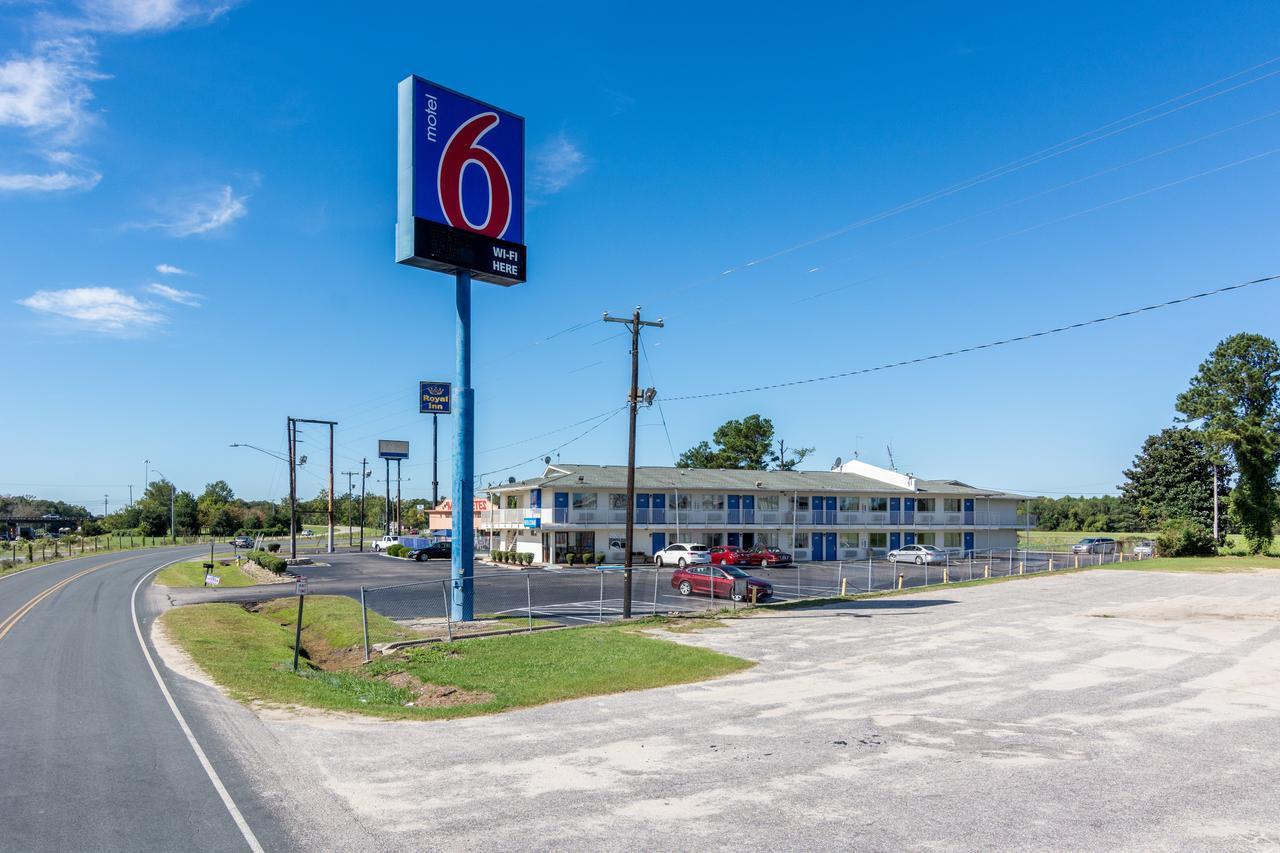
[130,559,265,853]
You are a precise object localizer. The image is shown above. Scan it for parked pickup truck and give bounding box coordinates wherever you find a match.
[373,535,433,552]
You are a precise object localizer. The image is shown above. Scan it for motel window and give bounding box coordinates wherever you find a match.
[838,497,859,512]
[506,495,518,509]
[757,494,779,511]
[699,494,725,511]
[867,497,888,512]
[868,532,888,549]
[759,532,779,547]
[609,493,627,510]
[793,496,810,512]
[944,498,962,513]
[916,532,934,546]
[793,534,807,549]
[839,533,859,549]
[676,493,692,510]
[571,493,597,510]
[701,533,724,548]
[945,532,962,548]
[916,498,935,513]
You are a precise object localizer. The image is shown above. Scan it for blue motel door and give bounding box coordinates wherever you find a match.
[651,493,665,523]
[651,532,666,554]
[889,498,900,525]
[727,494,740,525]
[963,531,974,556]
[825,532,836,559]
[636,493,649,524]
[811,532,824,561]
[727,532,741,547]
[904,532,916,546]
[554,492,568,524]
[963,498,974,525]
[903,497,915,525]
[743,494,755,524]
[889,531,901,551]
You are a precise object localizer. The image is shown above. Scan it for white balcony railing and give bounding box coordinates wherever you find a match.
[479,507,1033,529]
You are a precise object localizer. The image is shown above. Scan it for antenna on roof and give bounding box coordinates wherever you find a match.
[854,435,864,459]
[886,444,897,471]
[831,456,843,471]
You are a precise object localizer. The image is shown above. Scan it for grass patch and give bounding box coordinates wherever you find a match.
[162,597,750,721]
[154,560,256,588]
[1098,555,1280,573]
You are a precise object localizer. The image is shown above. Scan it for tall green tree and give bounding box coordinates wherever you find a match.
[678,415,787,470]
[1176,333,1280,553]
[1118,427,1232,533]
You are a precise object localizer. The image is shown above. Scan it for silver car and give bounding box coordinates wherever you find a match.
[1132,540,1154,558]
[887,544,947,565]
[1071,537,1117,555]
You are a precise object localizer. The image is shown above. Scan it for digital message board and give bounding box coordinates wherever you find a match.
[419,381,452,414]
[396,76,526,285]
[378,439,410,460]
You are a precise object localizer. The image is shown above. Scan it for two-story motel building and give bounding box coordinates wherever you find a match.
[480,459,1030,564]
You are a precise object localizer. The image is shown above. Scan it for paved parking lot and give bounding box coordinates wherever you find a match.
[175,567,1280,851]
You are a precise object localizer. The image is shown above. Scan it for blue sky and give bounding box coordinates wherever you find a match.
[3,0,1279,512]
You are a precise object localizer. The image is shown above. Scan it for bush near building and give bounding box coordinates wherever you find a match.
[248,550,288,573]
[1156,519,1218,557]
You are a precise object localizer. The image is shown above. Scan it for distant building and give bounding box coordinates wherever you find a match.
[479,460,1030,564]
[427,498,488,538]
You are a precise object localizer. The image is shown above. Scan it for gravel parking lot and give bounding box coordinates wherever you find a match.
[166,568,1280,851]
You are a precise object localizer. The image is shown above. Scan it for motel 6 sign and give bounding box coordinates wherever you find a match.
[396,76,527,285]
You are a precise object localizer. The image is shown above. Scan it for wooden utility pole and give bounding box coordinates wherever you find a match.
[603,306,663,619]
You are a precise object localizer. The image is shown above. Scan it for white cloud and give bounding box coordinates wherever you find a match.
[144,281,201,305]
[0,2,239,192]
[531,132,588,197]
[0,37,101,139]
[130,185,249,236]
[72,0,239,34]
[155,263,189,275]
[18,286,165,333]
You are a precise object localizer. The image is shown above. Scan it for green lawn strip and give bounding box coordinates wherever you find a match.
[260,594,417,647]
[154,560,257,588]
[162,601,751,721]
[1097,555,1280,573]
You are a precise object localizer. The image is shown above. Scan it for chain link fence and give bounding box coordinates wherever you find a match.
[357,548,1153,658]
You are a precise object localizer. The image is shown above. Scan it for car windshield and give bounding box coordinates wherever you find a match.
[722,566,750,578]
[689,545,709,552]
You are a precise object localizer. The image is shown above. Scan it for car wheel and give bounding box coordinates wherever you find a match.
[678,558,687,568]
[889,554,897,563]
[761,559,769,568]
[415,553,424,562]
[655,556,664,568]
[731,592,744,602]
[915,556,923,565]
[678,581,692,596]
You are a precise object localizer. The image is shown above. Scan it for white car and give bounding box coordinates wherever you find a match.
[372,535,401,552]
[888,544,948,565]
[653,543,712,568]
[1132,540,1155,558]
[300,529,315,537]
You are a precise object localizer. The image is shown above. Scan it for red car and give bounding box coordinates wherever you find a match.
[671,564,773,602]
[709,545,746,565]
[743,546,793,567]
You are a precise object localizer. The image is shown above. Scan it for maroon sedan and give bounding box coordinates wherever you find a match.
[709,545,746,565]
[743,546,793,567]
[671,564,773,602]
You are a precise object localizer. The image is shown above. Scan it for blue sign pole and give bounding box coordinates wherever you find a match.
[452,269,475,620]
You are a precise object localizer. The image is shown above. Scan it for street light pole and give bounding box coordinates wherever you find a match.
[288,417,297,559]
[342,470,357,548]
[603,306,663,619]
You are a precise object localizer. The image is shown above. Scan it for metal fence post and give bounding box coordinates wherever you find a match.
[796,562,801,598]
[652,567,660,615]
[836,561,843,596]
[599,570,604,622]
[360,586,370,662]
[525,574,533,633]
[441,581,453,641]
[867,554,872,592]
[1008,548,1013,575]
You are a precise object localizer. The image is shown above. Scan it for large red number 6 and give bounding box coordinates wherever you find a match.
[438,112,512,239]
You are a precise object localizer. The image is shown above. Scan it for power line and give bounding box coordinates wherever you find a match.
[663,273,1280,402]
[475,406,627,482]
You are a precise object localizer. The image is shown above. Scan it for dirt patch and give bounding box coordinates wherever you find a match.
[381,670,494,708]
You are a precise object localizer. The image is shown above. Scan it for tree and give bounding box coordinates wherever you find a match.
[1118,427,1231,533]
[775,439,815,471]
[678,415,777,469]
[1176,333,1280,553]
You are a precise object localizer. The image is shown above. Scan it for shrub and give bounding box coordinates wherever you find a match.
[386,544,409,558]
[496,550,507,562]
[248,550,288,574]
[595,552,605,564]
[1156,518,1217,557]
[566,552,577,565]
[266,542,281,553]
[522,552,533,566]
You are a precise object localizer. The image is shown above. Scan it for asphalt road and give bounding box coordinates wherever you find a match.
[0,547,287,852]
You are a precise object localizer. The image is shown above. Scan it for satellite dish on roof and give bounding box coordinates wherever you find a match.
[831,456,843,471]
[544,456,551,464]
[508,476,516,484]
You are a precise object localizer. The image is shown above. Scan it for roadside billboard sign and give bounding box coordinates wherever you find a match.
[419,381,452,414]
[378,440,410,460]
[396,76,526,285]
